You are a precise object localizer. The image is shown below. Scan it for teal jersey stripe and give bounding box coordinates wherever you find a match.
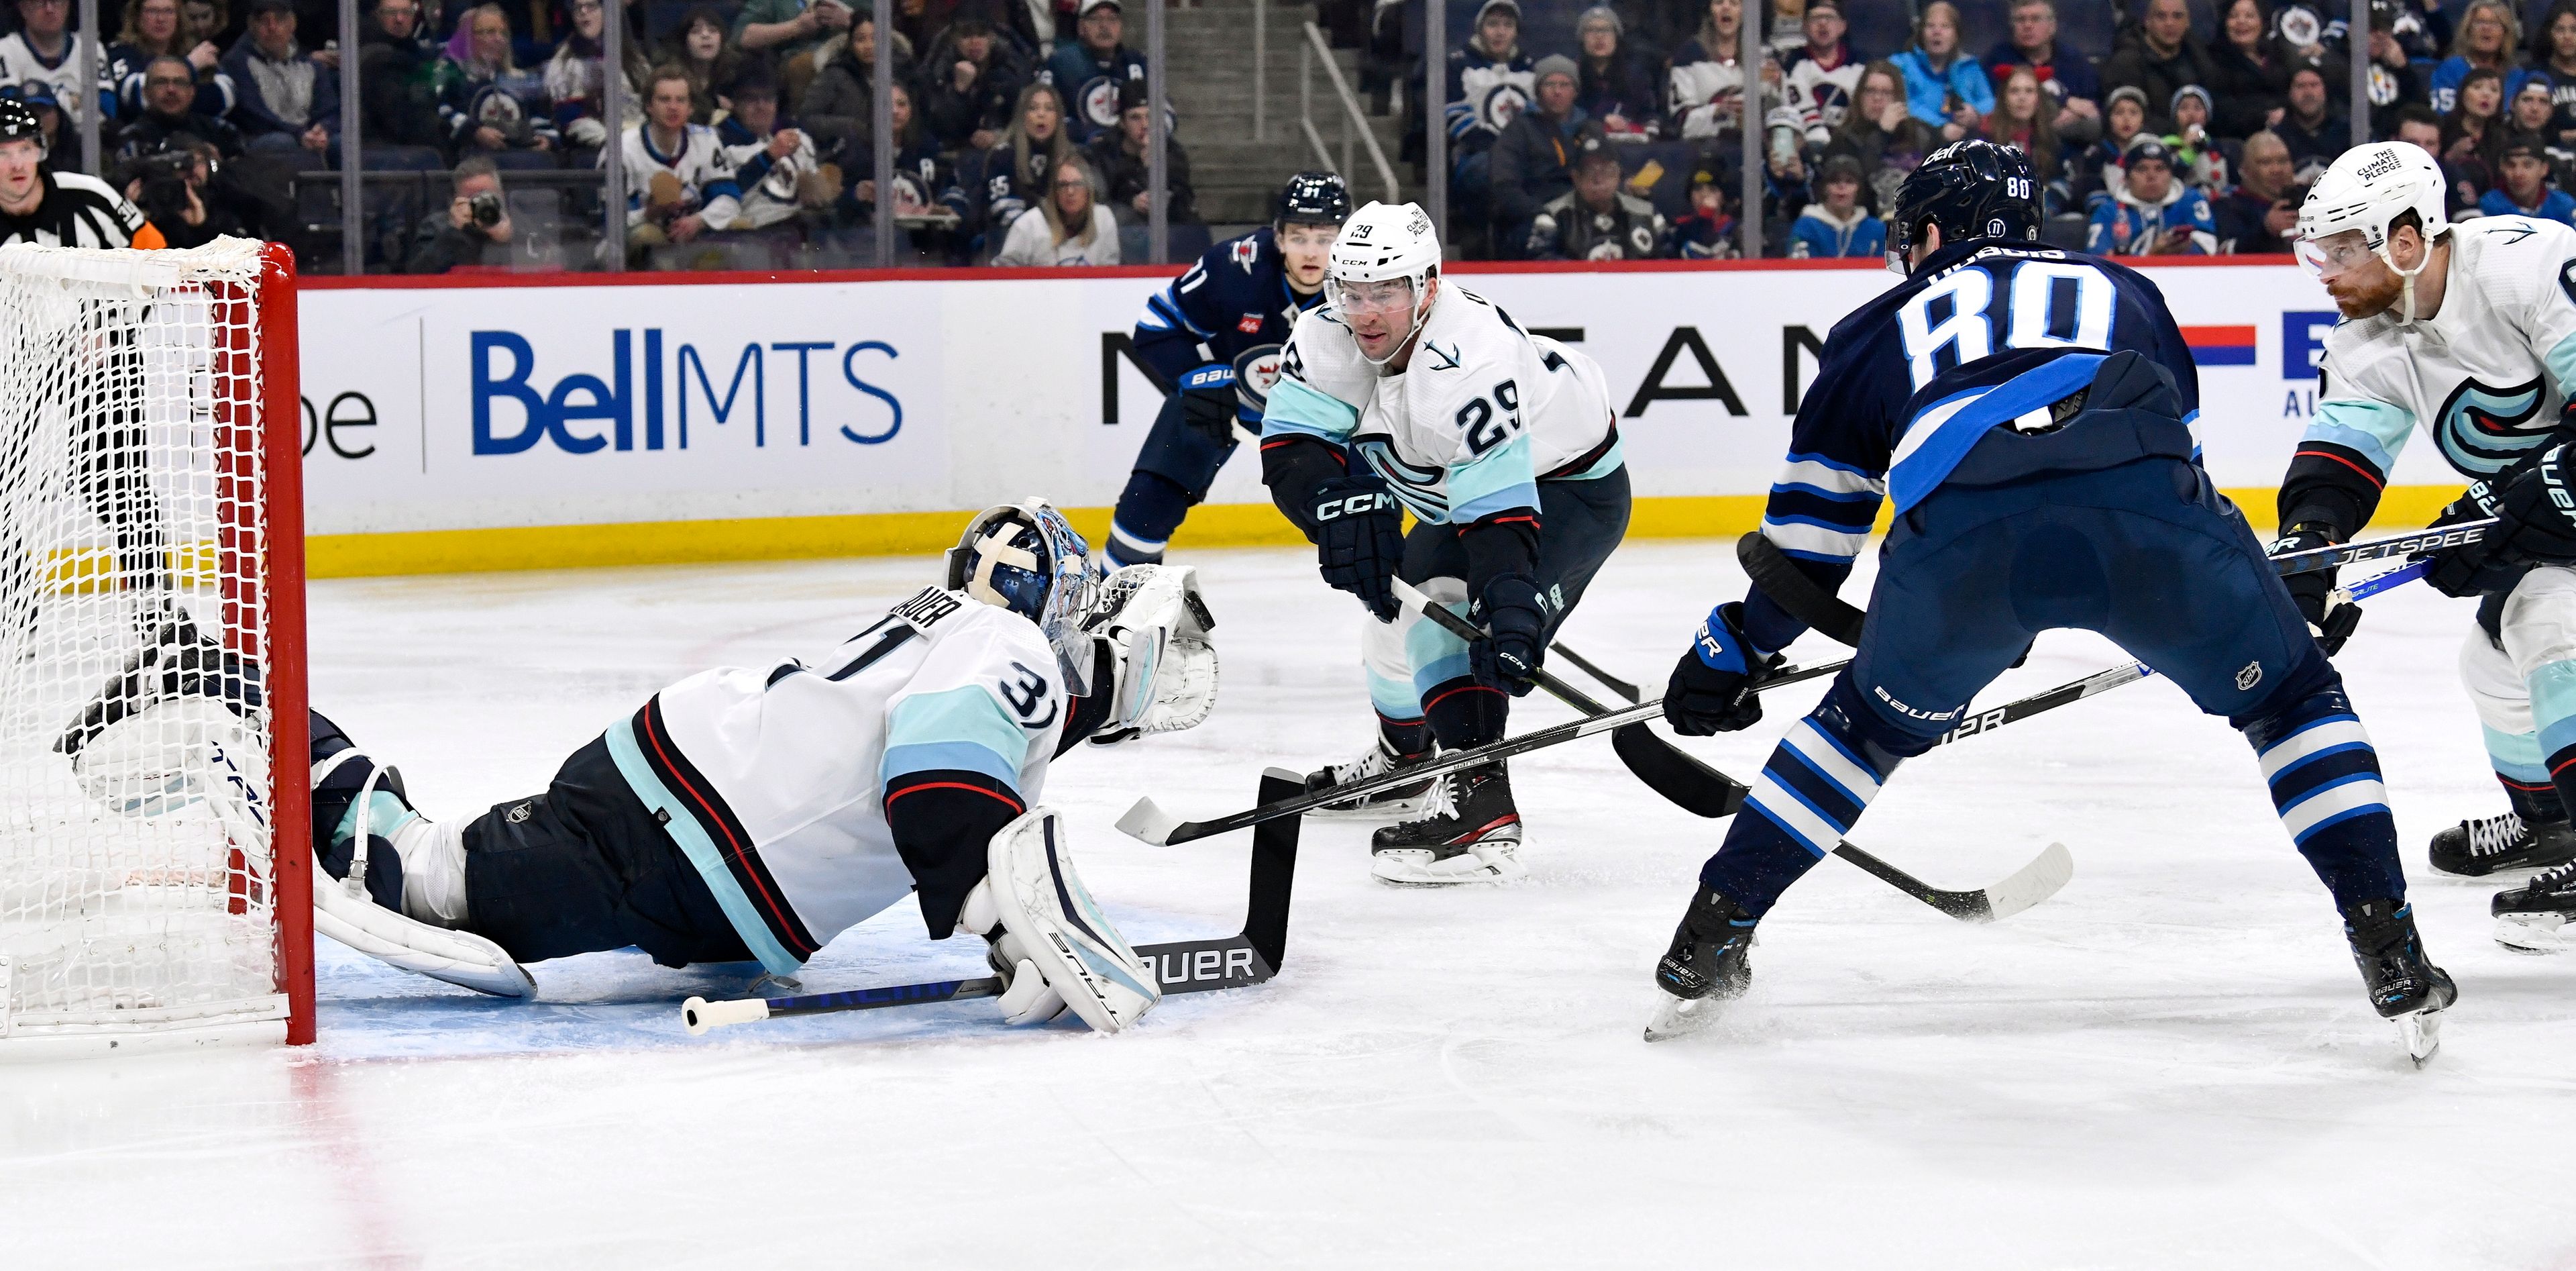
[1554,435,1626,482]
[604,717,805,976]
[2306,398,2414,474]
[2549,329,2576,400]
[1448,431,1540,522]
[1262,375,1362,443]
[882,686,1031,791]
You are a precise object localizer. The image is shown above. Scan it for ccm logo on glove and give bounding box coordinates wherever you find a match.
[1315,490,1395,519]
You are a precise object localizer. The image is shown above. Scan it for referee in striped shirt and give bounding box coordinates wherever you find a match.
[0,97,177,645]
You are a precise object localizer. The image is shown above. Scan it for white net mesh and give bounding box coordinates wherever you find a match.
[0,238,292,1041]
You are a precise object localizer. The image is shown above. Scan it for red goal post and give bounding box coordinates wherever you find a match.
[0,237,311,1053]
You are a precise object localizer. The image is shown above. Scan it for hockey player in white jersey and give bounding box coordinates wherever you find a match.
[1260,200,1630,884]
[2279,142,2576,948]
[63,501,1218,1033]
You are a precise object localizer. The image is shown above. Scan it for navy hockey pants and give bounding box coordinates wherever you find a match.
[1106,395,1253,566]
[462,732,755,969]
[1699,456,2407,918]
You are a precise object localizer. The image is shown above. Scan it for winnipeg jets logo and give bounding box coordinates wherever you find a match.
[1421,340,1462,370]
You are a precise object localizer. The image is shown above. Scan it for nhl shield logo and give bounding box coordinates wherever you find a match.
[2235,660,2263,691]
[506,801,533,823]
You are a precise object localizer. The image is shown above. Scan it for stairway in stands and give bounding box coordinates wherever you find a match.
[1163,0,1419,231]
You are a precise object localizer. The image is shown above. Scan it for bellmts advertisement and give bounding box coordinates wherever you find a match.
[294,260,2455,544]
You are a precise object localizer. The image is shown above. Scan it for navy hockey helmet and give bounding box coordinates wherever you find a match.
[1277,171,1352,228]
[1886,138,2039,275]
[946,499,1100,694]
[0,97,45,158]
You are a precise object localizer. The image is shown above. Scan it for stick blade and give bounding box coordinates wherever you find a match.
[1116,796,1183,846]
[1979,842,2074,922]
[1611,723,1743,818]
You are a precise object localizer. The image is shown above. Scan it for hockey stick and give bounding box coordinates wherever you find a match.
[1389,578,1743,818]
[681,768,1305,1035]
[1117,661,1848,846]
[1543,639,2073,922]
[1737,523,2487,654]
[1547,642,1641,701]
[1926,558,2433,748]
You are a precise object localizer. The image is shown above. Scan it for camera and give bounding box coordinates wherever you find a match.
[467,191,504,228]
[121,148,197,228]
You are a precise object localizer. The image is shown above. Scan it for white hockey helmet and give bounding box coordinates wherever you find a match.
[946,499,1099,695]
[1326,201,1443,365]
[2294,142,2449,317]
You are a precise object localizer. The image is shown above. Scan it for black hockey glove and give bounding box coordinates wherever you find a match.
[2268,525,2363,656]
[1308,474,1404,621]
[2416,480,2523,599]
[1175,364,1240,446]
[1469,573,1548,695]
[2484,445,2576,566]
[1664,602,1782,736]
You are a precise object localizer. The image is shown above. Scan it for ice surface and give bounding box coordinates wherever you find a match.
[10,542,2576,1268]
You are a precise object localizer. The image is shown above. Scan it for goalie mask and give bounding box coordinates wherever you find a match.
[946,499,1099,695]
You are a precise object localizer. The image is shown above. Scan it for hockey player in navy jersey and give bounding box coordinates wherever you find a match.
[1642,140,2454,1060]
[63,503,1219,1035]
[1103,172,1352,572]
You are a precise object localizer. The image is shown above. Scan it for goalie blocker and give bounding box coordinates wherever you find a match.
[65,502,1219,1034]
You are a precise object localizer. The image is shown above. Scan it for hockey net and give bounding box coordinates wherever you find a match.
[0,237,311,1052]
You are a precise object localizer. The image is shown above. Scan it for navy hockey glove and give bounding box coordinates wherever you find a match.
[1469,573,1548,695]
[2485,446,2576,566]
[1309,474,1404,621]
[2414,480,2521,598]
[2268,525,2363,655]
[1664,602,1780,736]
[1176,364,1240,446]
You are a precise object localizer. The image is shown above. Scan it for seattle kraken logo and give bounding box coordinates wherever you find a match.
[1353,436,1449,519]
[2434,375,2553,474]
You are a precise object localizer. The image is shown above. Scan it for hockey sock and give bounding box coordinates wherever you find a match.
[390,817,468,926]
[1106,472,1194,568]
[1703,716,1894,917]
[2482,723,2563,819]
[1378,713,1432,758]
[1421,676,1507,750]
[2244,689,2404,910]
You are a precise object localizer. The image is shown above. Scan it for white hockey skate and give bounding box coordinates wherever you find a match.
[1303,737,1438,820]
[959,808,1159,1033]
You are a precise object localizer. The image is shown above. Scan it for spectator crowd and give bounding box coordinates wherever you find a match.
[1346,0,2576,260]
[0,0,1204,268]
[11,0,2576,269]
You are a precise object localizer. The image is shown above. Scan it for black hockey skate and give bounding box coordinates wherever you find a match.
[2428,811,2576,877]
[1304,738,1436,820]
[1644,886,1758,1041]
[2343,899,2457,1067]
[1368,760,1523,884]
[2491,860,2576,954]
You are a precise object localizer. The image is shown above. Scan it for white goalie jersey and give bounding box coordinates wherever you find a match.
[1260,285,1623,524]
[2310,215,2576,482]
[640,587,1068,968]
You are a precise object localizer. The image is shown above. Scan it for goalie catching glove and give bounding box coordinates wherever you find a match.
[955,807,1160,1033]
[1082,564,1220,746]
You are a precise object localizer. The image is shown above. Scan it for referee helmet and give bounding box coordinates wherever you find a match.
[0,97,44,158]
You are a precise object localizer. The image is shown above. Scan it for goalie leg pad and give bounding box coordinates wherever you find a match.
[969,808,1159,1033]
[311,860,535,998]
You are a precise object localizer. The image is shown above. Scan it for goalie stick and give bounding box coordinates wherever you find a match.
[1388,578,1746,821]
[681,768,1305,1036]
[1737,520,2491,651]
